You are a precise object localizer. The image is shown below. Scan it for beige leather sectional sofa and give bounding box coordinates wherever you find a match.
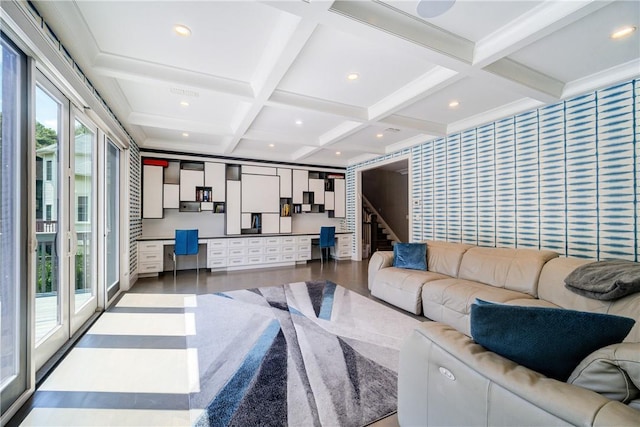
[368,240,640,426]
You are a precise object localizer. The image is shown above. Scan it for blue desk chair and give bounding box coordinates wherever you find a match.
[174,229,199,280]
[313,226,336,266]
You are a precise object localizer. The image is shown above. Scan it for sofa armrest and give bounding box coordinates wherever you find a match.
[368,251,394,290]
[399,322,639,427]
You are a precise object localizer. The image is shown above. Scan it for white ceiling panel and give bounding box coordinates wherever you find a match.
[277,24,436,108]
[31,0,639,166]
[508,1,640,83]
[397,76,525,124]
[381,0,541,42]
[75,1,283,81]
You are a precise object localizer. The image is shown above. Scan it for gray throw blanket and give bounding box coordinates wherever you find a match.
[565,260,640,301]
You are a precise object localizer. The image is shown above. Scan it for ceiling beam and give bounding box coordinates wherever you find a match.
[128,112,233,135]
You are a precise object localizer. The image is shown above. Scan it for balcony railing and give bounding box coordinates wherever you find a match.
[36,220,57,233]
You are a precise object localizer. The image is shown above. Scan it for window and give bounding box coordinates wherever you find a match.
[46,204,52,221]
[46,160,52,180]
[77,195,88,222]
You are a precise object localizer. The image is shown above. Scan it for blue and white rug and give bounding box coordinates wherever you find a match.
[189,281,420,427]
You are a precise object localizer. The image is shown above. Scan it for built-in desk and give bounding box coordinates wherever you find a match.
[137,232,352,276]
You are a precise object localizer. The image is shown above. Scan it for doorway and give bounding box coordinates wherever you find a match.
[356,157,410,260]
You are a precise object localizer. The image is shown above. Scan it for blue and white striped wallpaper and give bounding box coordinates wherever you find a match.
[347,79,639,262]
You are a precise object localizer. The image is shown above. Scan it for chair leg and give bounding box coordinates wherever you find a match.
[196,253,199,281]
[173,253,176,280]
[320,247,324,266]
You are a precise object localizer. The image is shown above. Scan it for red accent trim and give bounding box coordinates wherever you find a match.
[142,159,169,167]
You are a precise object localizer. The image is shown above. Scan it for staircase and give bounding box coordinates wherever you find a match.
[362,201,397,256]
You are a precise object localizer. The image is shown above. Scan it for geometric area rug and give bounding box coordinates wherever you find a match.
[189,281,420,426]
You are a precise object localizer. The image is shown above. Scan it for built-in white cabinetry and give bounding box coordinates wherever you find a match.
[143,165,163,218]
[241,174,279,213]
[204,234,335,270]
[242,165,276,175]
[226,181,241,235]
[262,213,280,234]
[138,241,164,274]
[333,178,346,218]
[308,178,325,205]
[179,169,204,201]
[331,234,352,260]
[277,168,292,197]
[325,191,335,210]
[204,162,226,202]
[163,184,179,209]
[280,217,292,233]
[292,169,308,204]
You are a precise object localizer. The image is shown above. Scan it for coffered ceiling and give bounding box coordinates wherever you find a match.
[33,0,640,167]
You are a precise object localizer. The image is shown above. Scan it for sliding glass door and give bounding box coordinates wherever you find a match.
[105,139,120,299]
[0,33,28,417]
[34,79,98,369]
[69,114,98,333]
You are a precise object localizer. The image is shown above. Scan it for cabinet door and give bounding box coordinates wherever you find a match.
[325,191,335,210]
[242,174,279,213]
[143,165,163,218]
[309,178,325,204]
[292,169,308,204]
[204,162,226,202]
[226,180,241,235]
[180,169,204,201]
[277,168,292,197]
[280,217,292,233]
[262,213,280,234]
[334,179,345,218]
[163,184,179,209]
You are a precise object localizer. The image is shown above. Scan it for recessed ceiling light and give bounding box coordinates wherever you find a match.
[376,133,384,138]
[449,100,460,108]
[295,120,303,125]
[180,101,189,107]
[269,143,275,148]
[182,132,189,137]
[347,73,359,81]
[611,26,636,39]
[336,151,341,155]
[174,24,192,37]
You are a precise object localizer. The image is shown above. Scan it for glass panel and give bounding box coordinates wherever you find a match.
[106,140,119,291]
[74,120,94,311]
[1,34,27,414]
[34,86,62,343]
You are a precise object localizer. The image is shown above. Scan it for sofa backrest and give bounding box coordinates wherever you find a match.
[458,247,558,296]
[538,257,640,342]
[424,240,473,277]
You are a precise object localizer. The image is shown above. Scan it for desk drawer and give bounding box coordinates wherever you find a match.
[265,246,280,254]
[208,249,226,258]
[281,253,296,262]
[139,251,162,262]
[281,245,295,253]
[228,257,246,266]
[228,248,247,257]
[138,241,163,252]
[228,239,246,247]
[265,237,281,246]
[207,258,227,268]
[247,256,264,264]
[247,247,264,255]
[247,238,264,246]
[264,254,281,263]
[208,239,228,248]
[297,244,311,253]
[297,236,311,244]
[281,236,296,244]
[297,253,311,261]
[139,261,163,273]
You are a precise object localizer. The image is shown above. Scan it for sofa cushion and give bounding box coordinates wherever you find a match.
[458,247,558,296]
[538,257,640,342]
[470,300,636,381]
[371,267,449,315]
[568,343,640,403]
[393,243,427,271]
[424,240,473,277]
[422,278,534,336]
[564,260,640,301]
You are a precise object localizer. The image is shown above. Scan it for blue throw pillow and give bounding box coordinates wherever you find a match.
[470,300,635,381]
[393,243,427,271]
